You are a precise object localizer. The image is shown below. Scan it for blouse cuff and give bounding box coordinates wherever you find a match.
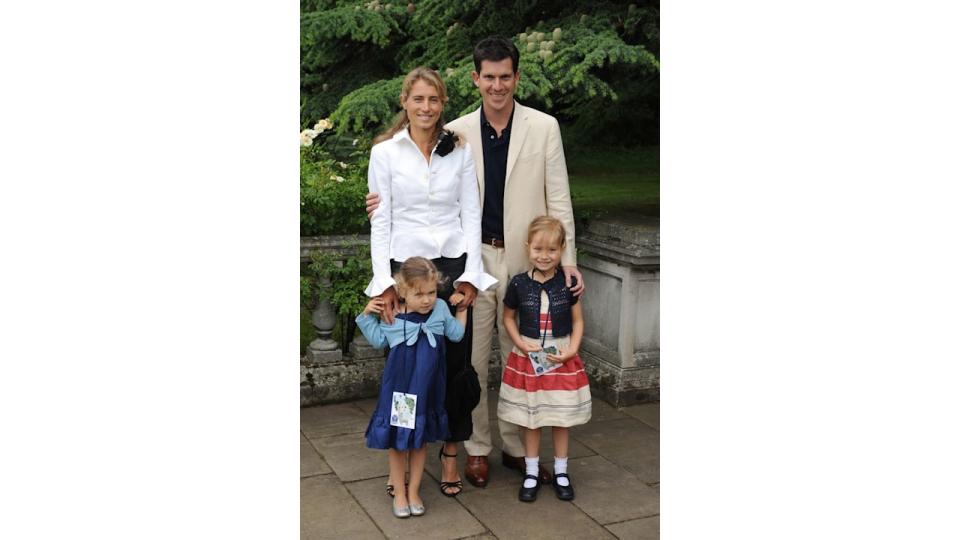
[364,275,397,297]
[453,271,498,292]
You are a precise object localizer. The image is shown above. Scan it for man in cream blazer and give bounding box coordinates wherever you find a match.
[446,37,584,489]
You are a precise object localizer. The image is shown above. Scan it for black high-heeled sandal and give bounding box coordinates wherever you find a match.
[438,447,463,497]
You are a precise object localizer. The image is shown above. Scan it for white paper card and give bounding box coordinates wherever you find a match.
[527,346,561,376]
[390,391,417,429]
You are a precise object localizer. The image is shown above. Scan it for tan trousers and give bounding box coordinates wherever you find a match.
[464,243,525,458]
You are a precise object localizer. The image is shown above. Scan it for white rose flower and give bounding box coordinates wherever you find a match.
[300,130,317,146]
[336,176,345,183]
[338,161,349,169]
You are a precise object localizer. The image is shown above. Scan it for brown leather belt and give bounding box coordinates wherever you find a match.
[481,237,505,248]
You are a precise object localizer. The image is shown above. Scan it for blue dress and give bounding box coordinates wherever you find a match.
[355,300,465,451]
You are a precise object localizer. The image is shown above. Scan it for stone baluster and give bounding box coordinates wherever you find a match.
[307,277,342,364]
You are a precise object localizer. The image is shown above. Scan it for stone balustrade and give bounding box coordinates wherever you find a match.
[300,218,659,407]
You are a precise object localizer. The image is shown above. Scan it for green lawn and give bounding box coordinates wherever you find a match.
[567,146,659,223]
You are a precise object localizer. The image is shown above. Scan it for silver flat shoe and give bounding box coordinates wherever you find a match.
[409,502,425,516]
[392,502,411,518]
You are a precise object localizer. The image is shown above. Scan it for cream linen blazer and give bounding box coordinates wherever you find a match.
[446,101,577,277]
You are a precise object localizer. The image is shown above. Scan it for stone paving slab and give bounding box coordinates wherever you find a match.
[345,476,486,540]
[571,417,659,484]
[301,402,369,439]
[353,397,379,416]
[301,394,659,540]
[457,478,616,540]
[301,475,382,540]
[301,434,332,478]
[311,431,390,482]
[567,455,659,524]
[605,516,659,540]
[621,402,659,430]
[587,396,631,423]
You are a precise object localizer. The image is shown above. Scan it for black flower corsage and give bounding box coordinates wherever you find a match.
[435,129,458,157]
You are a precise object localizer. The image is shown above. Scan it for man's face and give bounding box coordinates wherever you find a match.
[472,58,520,115]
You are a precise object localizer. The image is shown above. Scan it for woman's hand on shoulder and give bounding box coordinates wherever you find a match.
[363,287,400,324]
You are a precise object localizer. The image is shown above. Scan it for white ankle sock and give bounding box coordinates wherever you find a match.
[523,457,539,488]
[554,457,569,486]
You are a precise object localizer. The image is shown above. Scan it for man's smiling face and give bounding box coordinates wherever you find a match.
[472,58,520,115]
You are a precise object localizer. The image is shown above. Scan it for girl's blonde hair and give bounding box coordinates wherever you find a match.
[373,67,456,147]
[394,256,441,296]
[526,215,567,248]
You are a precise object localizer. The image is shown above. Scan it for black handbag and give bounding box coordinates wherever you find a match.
[448,307,481,417]
[450,361,481,416]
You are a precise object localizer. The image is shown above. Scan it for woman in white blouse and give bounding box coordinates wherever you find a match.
[365,67,497,498]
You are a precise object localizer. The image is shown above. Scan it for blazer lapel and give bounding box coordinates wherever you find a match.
[467,110,484,204]
[504,101,527,190]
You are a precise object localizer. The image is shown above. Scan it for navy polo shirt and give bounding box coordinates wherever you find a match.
[480,106,514,242]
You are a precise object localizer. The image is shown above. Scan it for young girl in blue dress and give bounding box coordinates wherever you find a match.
[356,256,469,518]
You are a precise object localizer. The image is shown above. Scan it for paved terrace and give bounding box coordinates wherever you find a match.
[301,390,659,539]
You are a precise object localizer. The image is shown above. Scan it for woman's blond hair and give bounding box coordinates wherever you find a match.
[393,256,441,297]
[526,215,566,248]
[373,67,455,147]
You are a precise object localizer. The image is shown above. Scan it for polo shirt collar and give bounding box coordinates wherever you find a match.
[480,105,515,132]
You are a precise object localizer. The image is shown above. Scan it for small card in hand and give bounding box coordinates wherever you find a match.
[527,345,560,376]
[390,391,417,429]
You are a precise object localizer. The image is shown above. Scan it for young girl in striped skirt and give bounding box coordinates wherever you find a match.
[497,216,592,503]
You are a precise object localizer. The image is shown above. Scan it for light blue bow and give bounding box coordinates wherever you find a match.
[403,319,446,348]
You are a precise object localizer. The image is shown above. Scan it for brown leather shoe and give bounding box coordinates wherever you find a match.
[465,455,489,488]
[501,451,553,484]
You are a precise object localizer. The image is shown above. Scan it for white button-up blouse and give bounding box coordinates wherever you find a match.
[364,129,497,297]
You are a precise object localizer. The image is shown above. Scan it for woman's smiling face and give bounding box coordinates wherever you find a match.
[402,79,443,132]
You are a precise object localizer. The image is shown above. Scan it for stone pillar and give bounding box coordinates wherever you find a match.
[576,218,660,406]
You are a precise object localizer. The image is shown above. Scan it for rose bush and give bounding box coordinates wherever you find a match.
[300,118,371,236]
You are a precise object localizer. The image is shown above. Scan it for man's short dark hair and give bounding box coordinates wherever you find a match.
[473,36,520,74]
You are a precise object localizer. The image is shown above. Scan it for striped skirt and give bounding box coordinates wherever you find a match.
[497,338,592,429]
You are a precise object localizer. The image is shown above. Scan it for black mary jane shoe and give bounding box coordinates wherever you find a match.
[518,474,540,502]
[553,473,575,501]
